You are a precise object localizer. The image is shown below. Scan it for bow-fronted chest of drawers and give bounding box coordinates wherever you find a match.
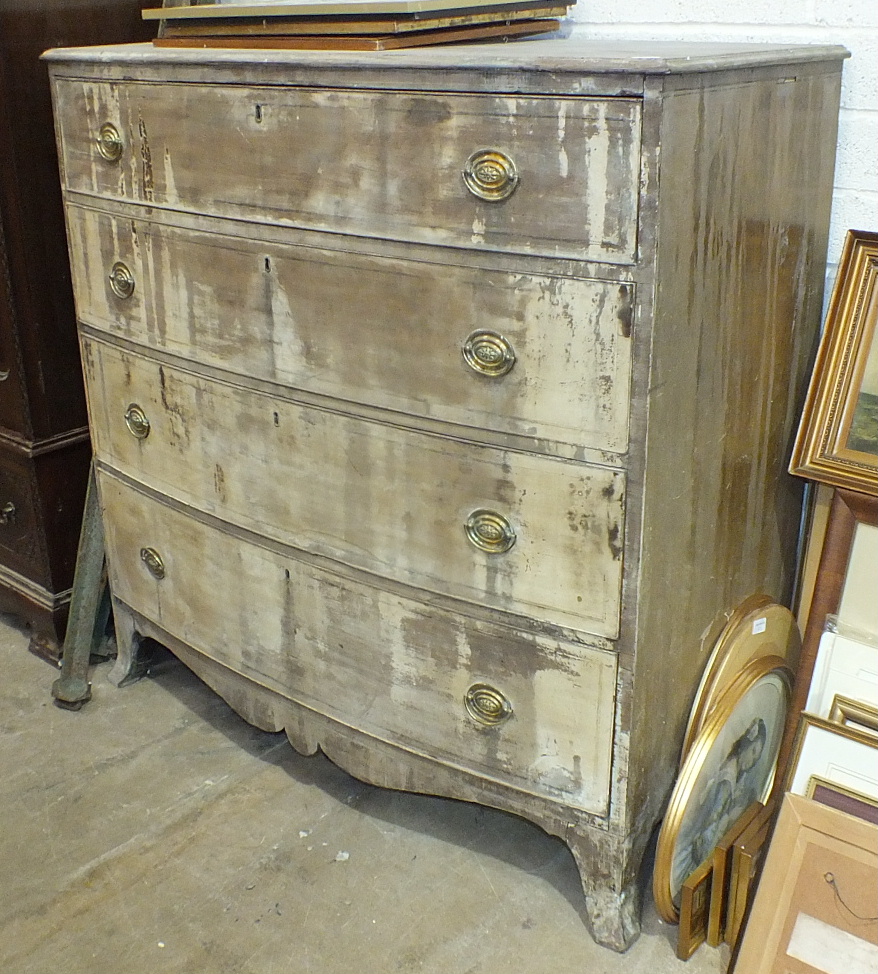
[46,39,845,950]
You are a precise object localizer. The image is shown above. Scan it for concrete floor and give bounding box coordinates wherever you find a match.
[0,612,730,974]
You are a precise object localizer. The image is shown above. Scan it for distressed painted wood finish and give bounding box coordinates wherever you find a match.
[66,204,634,456]
[53,79,641,262]
[627,65,845,830]
[81,335,625,637]
[47,40,847,952]
[99,468,618,814]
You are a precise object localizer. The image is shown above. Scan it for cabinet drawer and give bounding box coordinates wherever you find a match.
[100,469,617,814]
[68,206,633,454]
[54,79,641,263]
[0,451,45,581]
[84,338,625,638]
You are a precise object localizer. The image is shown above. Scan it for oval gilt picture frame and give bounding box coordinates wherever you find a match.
[653,655,792,923]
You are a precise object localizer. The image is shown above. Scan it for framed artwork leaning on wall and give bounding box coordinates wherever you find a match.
[790,228,878,495]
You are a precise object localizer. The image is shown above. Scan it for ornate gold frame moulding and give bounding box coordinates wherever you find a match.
[653,655,792,924]
[790,228,878,495]
[829,693,878,734]
[679,595,800,766]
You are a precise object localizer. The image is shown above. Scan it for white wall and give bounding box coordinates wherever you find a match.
[568,0,878,280]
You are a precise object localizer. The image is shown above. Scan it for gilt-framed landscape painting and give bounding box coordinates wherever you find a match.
[790,229,878,496]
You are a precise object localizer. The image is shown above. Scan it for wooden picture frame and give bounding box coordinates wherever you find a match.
[677,855,714,960]
[725,800,776,948]
[786,712,878,801]
[777,489,878,781]
[790,228,878,495]
[807,775,878,825]
[707,801,763,947]
[732,793,878,974]
[829,694,878,736]
[805,632,878,718]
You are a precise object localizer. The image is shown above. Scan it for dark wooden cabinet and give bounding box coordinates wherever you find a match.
[0,1,152,657]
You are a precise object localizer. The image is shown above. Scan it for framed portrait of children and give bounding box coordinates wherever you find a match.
[653,655,792,923]
[790,229,878,495]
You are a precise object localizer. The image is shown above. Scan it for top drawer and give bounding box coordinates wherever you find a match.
[53,79,642,264]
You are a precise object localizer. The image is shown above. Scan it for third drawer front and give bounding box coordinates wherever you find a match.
[100,468,618,816]
[84,338,625,639]
[67,205,634,455]
[54,78,641,263]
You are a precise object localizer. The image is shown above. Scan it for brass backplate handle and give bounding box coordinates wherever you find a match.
[462,149,519,201]
[109,261,135,300]
[0,501,16,525]
[464,509,516,554]
[465,683,513,726]
[462,330,516,377]
[124,404,151,440]
[96,122,123,162]
[140,547,165,579]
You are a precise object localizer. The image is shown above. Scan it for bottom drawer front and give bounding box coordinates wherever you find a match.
[100,471,617,815]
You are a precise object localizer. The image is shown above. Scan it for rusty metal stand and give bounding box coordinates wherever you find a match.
[51,461,108,710]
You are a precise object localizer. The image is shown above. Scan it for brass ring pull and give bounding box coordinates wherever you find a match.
[140,547,165,580]
[465,683,513,726]
[465,509,516,554]
[124,404,150,440]
[108,262,135,300]
[462,149,519,201]
[96,122,123,162]
[0,501,16,525]
[462,330,516,377]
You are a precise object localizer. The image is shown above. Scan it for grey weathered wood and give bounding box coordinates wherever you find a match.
[47,39,846,951]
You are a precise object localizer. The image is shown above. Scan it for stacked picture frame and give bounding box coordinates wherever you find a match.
[732,228,878,972]
[139,0,571,50]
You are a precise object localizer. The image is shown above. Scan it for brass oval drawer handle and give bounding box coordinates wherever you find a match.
[464,509,516,554]
[124,404,150,440]
[462,149,519,202]
[140,547,165,580]
[0,501,16,525]
[465,683,513,726]
[462,330,516,377]
[108,261,135,300]
[96,122,123,162]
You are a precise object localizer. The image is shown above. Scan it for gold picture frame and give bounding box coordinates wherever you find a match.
[707,800,763,946]
[680,595,800,765]
[653,655,792,923]
[724,800,776,948]
[790,228,878,495]
[786,711,878,800]
[677,855,713,960]
[829,693,878,735]
[807,774,878,824]
[732,793,877,974]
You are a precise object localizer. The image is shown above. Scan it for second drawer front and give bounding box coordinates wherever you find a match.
[68,206,634,455]
[100,469,618,815]
[84,339,625,638]
[54,79,641,263]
